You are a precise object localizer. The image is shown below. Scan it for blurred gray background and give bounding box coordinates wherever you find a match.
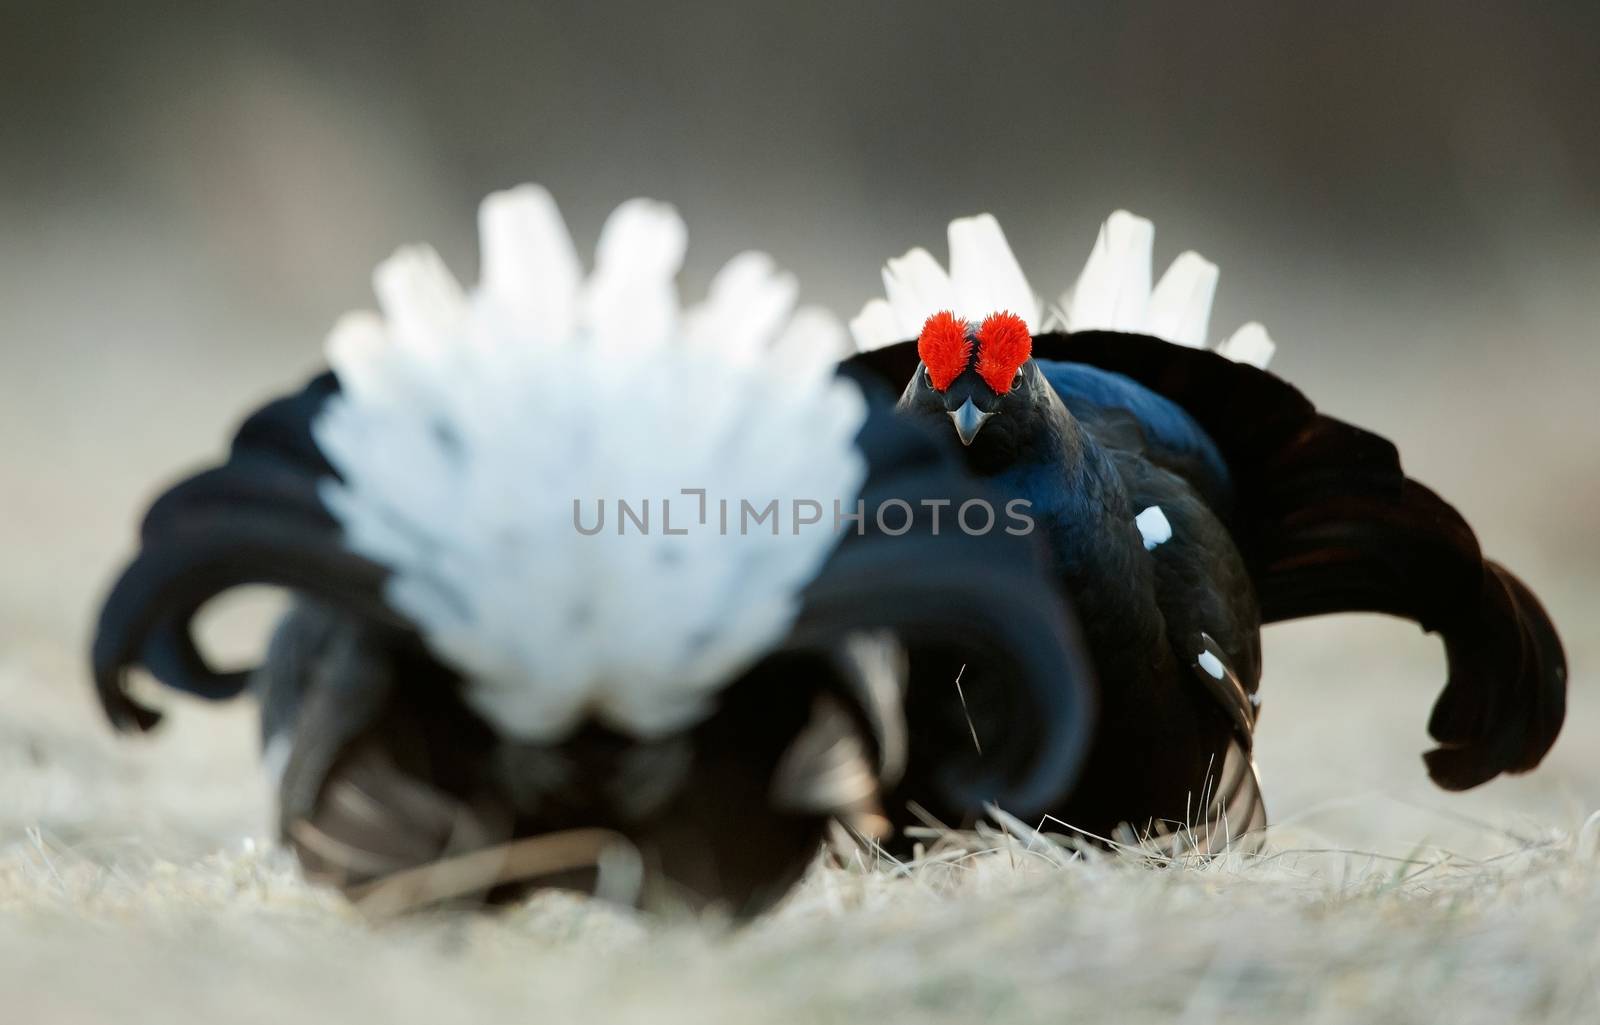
[1,2,1596,854]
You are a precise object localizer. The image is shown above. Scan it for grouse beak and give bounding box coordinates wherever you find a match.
[949,398,993,446]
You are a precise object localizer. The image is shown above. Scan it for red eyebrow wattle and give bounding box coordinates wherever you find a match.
[975,312,1032,393]
[917,311,972,391]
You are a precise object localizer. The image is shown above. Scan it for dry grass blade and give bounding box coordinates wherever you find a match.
[346,828,638,918]
[952,664,982,755]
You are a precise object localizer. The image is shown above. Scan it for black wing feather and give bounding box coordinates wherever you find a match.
[844,332,1567,789]
[91,375,406,732]
[94,366,1098,820]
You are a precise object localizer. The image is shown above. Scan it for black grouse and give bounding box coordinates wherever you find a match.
[845,210,1566,851]
[91,187,1094,915]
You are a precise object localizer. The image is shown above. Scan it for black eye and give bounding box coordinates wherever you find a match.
[922,366,935,388]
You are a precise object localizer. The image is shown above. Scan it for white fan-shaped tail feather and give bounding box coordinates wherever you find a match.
[858,216,1039,349]
[853,206,1281,367]
[850,298,905,352]
[947,214,1039,330]
[883,247,957,338]
[478,184,582,342]
[374,246,467,364]
[317,185,867,743]
[775,306,853,374]
[1144,251,1218,348]
[1066,210,1153,333]
[327,311,403,407]
[583,198,687,354]
[686,251,799,361]
[1215,321,1277,369]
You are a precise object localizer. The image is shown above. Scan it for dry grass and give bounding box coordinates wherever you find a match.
[3,792,1598,1025]
[3,609,1598,1025]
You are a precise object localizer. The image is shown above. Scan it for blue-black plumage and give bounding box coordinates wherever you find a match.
[847,322,1565,848]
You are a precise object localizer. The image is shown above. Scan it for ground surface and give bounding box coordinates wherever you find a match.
[2,646,1598,1025]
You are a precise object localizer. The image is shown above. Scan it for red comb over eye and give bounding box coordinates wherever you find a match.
[916,311,972,391]
[975,312,1032,393]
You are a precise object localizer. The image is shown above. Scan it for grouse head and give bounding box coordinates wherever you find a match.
[897,308,1058,469]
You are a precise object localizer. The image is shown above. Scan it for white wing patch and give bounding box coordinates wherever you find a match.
[1135,505,1173,551]
[316,185,868,742]
[851,208,1277,369]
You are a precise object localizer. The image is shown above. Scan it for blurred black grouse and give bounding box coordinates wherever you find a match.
[90,188,1095,915]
